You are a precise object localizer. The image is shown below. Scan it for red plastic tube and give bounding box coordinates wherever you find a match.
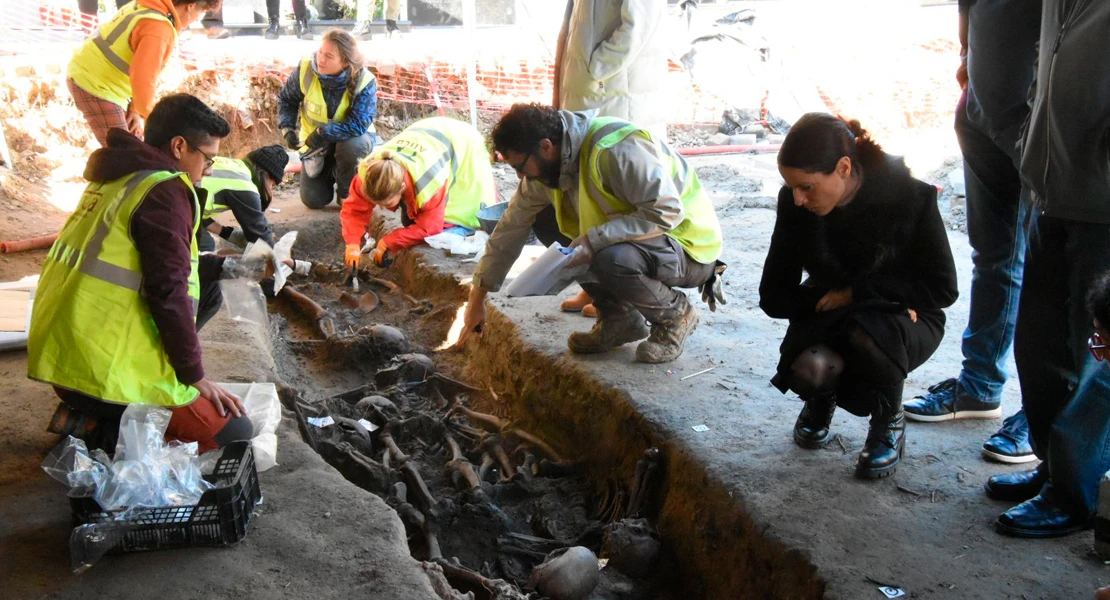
[0,233,58,254]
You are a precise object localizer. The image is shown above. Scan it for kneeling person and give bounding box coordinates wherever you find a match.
[340,116,495,268]
[460,103,725,363]
[27,94,252,453]
[197,145,287,251]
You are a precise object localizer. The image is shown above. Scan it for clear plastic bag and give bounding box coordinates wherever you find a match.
[220,278,268,326]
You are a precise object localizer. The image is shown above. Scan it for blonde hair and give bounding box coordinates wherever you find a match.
[361,151,407,202]
[321,29,365,99]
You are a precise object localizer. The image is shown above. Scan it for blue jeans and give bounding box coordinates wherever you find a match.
[953,91,1028,403]
[1015,210,1110,517]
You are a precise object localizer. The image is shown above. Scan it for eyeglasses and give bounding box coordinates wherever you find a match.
[1090,331,1109,362]
[188,143,215,169]
[506,152,534,175]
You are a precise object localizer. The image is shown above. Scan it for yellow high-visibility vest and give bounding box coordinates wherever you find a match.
[198,156,257,219]
[67,2,177,107]
[297,58,376,144]
[358,117,491,229]
[28,170,202,407]
[553,117,723,264]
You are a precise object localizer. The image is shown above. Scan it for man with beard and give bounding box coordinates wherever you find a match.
[196,145,286,252]
[458,103,725,364]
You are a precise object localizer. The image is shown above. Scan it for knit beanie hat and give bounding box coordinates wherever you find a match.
[247,145,289,182]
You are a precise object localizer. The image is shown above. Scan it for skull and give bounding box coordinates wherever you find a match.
[529,546,599,600]
[601,518,661,579]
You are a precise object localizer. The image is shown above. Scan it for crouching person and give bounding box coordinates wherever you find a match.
[340,116,495,269]
[27,94,252,454]
[459,103,725,363]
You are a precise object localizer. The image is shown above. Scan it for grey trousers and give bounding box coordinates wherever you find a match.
[300,133,373,209]
[581,235,714,324]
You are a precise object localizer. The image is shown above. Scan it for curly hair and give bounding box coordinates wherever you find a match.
[779,112,885,174]
[489,103,563,156]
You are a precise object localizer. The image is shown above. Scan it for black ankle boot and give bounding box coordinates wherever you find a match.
[793,394,836,449]
[265,17,280,39]
[856,409,906,478]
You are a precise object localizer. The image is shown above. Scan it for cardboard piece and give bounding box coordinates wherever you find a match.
[0,289,31,332]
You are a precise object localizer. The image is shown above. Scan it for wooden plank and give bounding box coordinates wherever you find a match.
[0,290,31,332]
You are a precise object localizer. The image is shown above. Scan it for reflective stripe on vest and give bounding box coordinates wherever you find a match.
[67,3,176,107]
[198,156,257,218]
[297,58,376,143]
[358,117,492,230]
[555,117,723,264]
[27,170,202,408]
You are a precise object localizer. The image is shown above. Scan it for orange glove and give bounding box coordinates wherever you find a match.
[344,243,361,268]
[370,239,392,268]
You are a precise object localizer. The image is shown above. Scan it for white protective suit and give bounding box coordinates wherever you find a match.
[554,0,669,141]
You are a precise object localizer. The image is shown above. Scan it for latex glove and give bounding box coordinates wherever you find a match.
[292,260,312,276]
[371,239,393,268]
[282,128,299,150]
[565,235,593,268]
[698,260,728,312]
[344,243,362,268]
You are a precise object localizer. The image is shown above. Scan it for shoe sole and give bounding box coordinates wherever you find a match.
[855,444,904,479]
[981,448,1039,464]
[793,431,832,450]
[994,519,1090,539]
[904,407,1002,422]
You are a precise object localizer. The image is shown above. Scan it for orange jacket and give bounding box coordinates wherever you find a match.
[341,172,450,251]
[128,0,188,117]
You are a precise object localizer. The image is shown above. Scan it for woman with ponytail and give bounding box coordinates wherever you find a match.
[340,117,496,268]
[759,112,958,479]
[277,29,378,209]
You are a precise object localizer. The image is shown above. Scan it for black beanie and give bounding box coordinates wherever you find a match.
[247,145,289,182]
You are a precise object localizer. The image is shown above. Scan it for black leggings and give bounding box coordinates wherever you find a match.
[787,323,905,417]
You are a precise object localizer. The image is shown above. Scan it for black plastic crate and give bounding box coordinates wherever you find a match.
[70,441,262,552]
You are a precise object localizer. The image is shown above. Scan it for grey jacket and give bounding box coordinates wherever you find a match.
[1020,0,1110,223]
[473,110,693,292]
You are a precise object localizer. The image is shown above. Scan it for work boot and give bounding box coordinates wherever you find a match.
[297,17,313,40]
[567,302,650,354]
[856,396,906,479]
[351,19,372,39]
[635,295,698,364]
[793,393,837,449]
[265,18,280,39]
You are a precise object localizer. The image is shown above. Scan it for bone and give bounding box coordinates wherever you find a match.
[401,461,438,515]
[505,428,565,464]
[379,425,409,464]
[444,434,482,492]
[338,291,360,308]
[279,286,326,321]
[317,316,337,339]
[430,372,484,394]
[358,290,381,313]
[448,403,510,433]
[478,452,496,482]
[360,272,401,294]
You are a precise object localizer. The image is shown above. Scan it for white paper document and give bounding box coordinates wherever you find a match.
[504,242,589,298]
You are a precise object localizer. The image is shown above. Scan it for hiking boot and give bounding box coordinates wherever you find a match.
[793,393,837,449]
[567,302,649,354]
[635,296,698,364]
[265,18,280,39]
[297,17,313,40]
[856,408,906,479]
[351,20,373,39]
[982,409,1036,464]
[904,377,1001,422]
[47,402,119,454]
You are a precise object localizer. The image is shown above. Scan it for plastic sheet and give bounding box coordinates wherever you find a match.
[425,230,490,256]
[218,382,281,472]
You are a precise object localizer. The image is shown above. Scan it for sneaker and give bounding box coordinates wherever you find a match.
[351,20,373,39]
[904,378,1002,422]
[982,410,1036,464]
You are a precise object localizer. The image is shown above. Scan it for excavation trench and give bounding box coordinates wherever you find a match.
[267,221,825,599]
